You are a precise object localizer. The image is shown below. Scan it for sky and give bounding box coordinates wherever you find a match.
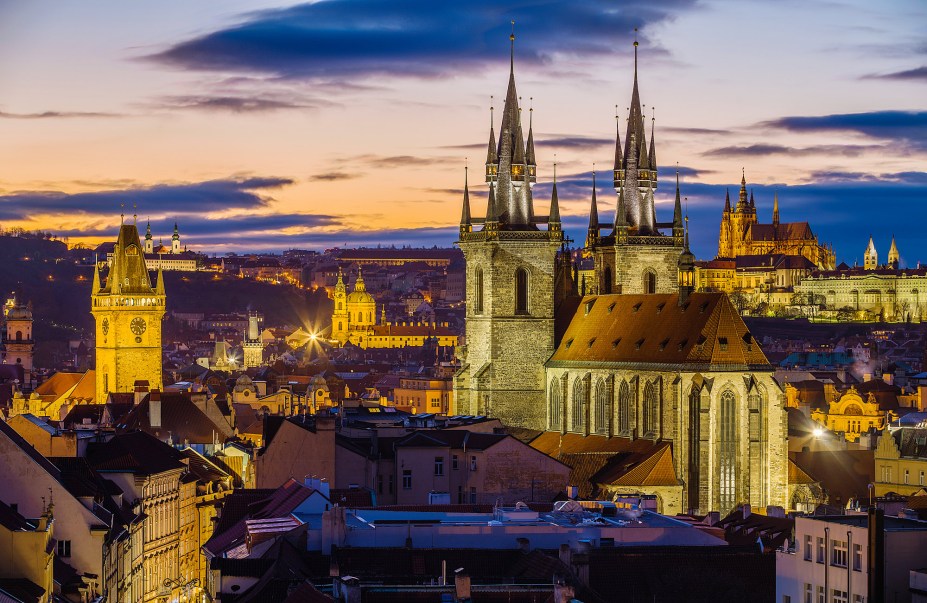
[0,0,925,264]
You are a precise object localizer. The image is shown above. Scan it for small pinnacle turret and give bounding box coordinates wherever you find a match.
[460,166,472,234]
[888,235,900,269]
[549,163,561,233]
[485,103,497,183]
[586,169,599,248]
[724,189,731,212]
[672,169,683,239]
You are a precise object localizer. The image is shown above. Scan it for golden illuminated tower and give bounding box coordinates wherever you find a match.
[91,222,166,399]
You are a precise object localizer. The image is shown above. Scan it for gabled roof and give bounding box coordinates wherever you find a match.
[119,392,234,444]
[550,292,769,367]
[394,430,508,451]
[748,221,814,242]
[34,372,83,397]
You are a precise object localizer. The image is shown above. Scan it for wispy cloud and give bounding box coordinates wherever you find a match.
[864,66,927,82]
[310,172,357,182]
[703,143,885,158]
[153,95,319,112]
[0,109,120,119]
[146,0,696,79]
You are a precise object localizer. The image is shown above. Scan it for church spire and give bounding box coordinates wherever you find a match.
[460,166,472,235]
[724,188,731,212]
[485,181,498,231]
[772,192,780,226]
[155,266,165,296]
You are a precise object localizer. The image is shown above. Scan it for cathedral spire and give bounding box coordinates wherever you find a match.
[155,266,165,296]
[460,165,472,234]
[92,261,101,293]
[485,182,498,230]
[724,189,731,212]
[772,192,780,226]
[738,169,748,210]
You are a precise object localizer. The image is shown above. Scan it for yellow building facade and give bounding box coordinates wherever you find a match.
[874,427,927,497]
[91,223,166,399]
[810,387,894,442]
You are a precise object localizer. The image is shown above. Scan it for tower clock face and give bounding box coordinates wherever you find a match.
[130,317,147,336]
[101,318,109,336]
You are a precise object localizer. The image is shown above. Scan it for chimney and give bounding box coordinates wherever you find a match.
[149,390,162,428]
[134,380,150,406]
[454,570,471,602]
[742,503,751,518]
[558,543,571,567]
[918,386,927,411]
[868,506,885,603]
[864,373,873,382]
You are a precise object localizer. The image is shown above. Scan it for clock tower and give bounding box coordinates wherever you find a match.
[91,222,166,399]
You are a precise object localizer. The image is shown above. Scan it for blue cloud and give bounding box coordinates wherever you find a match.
[148,0,695,79]
[762,111,927,151]
[0,177,293,221]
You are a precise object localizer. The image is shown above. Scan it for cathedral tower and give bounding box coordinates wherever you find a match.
[454,28,564,429]
[91,221,166,399]
[590,40,684,295]
[144,220,154,254]
[887,236,899,269]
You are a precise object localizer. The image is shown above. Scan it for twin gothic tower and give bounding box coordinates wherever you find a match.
[455,34,691,427]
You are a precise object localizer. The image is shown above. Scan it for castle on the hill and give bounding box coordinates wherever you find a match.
[717,177,835,270]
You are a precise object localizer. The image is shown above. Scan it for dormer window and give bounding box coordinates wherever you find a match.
[587,338,596,348]
[678,339,688,351]
[656,303,665,314]
[635,338,644,350]
[585,299,596,316]
[565,338,574,349]
[607,302,616,313]
[611,338,621,349]
[719,337,729,351]
[659,338,669,351]
[633,302,642,313]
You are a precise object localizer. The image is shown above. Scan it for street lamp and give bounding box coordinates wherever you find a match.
[163,577,200,602]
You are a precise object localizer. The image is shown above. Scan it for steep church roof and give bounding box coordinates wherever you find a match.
[549,292,769,367]
[748,222,814,242]
[100,224,156,295]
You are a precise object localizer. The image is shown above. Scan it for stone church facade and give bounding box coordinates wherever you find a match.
[453,35,788,514]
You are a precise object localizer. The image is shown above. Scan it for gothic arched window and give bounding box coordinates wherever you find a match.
[687,385,702,512]
[603,267,613,294]
[618,380,630,435]
[642,381,658,436]
[515,268,529,315]
[571,377,586,432]
[719,390,737,514]
[549,379,561,430]
[474,268,484,314]
[644,270,657,294]
[594,378,608,434]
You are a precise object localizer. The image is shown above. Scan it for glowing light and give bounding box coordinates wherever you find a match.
[310,333,317,341]
[813,428,824,437]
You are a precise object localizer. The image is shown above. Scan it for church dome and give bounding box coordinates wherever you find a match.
[346,289,375,304]
[7,304,32,321]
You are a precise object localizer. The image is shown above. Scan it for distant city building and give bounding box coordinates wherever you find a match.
[99,221,201,271]
[810,386,895,441]
[242,312,264,368]
[330,268,458,349]
[1,294,34,386]
[796,259,927,322]
[336,247,460,268]
[717,177,835,270]
[874,427,927,498]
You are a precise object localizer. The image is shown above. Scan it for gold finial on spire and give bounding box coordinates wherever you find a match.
[133,202,138,225]
[510,20,515,71]
[553,153,558,181]
[120,203,125,225]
